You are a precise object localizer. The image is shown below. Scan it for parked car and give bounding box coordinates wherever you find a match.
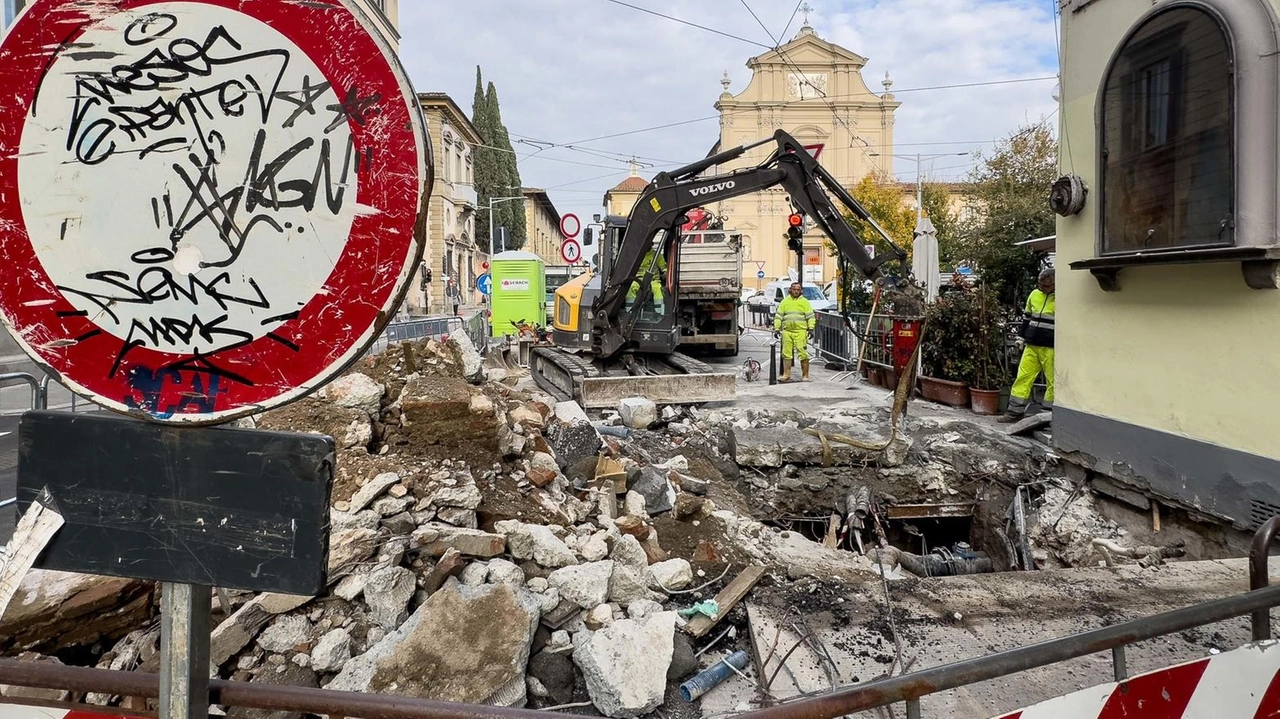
[745,279,835,319]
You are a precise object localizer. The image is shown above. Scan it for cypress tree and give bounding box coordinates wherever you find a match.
[485,82,526,250]
[470,66,501,250]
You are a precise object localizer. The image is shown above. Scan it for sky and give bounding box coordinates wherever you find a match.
[397,0,1061,225]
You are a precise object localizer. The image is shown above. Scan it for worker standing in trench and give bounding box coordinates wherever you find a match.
[1001,268,1055,422]
[774,281,816,381]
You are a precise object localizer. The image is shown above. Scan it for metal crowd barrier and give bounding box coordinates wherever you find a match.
[366,316,466,356]
[814,310,896,370]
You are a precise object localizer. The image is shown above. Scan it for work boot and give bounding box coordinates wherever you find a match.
[801,360,810,381]
[997,410,1023,424]
[780,360,792,381]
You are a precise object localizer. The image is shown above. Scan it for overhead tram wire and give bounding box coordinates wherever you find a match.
[599,0,770,49]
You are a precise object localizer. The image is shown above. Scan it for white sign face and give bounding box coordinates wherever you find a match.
[0,0,429,423]
[500,278,531,292]
[19,4,354,355]
[559,213,581,239]
[561,239,582,264]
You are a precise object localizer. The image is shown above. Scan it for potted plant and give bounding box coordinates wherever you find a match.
[968,286,1008,415]
[919,289,976,408]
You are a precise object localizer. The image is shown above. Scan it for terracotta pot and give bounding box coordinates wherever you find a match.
[969,387,1001,415]
[919,376,970,408]
[867,367,883,385]
[881,368,899,390]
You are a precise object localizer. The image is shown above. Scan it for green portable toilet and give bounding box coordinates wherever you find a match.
[490,251,546,338]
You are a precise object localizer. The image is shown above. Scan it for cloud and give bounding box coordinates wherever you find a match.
[397,0,1058,220]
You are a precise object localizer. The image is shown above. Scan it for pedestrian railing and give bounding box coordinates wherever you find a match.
[366,316,466,356]
[1,519,1280,718]
[814,310,900,370]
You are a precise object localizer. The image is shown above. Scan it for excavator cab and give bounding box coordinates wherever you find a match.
[551,215,684,356]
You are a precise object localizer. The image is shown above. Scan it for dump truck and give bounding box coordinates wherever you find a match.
[675,229,744,356]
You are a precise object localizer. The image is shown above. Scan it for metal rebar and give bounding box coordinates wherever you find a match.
[1250,515,1280,640]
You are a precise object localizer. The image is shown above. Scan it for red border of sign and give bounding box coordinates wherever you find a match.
[559,213,581,240]
[560,239,582,265]
[0,0,427,423]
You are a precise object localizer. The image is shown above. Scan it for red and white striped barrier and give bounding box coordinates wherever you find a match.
[993,641,1280,718]
[0,705,142,719]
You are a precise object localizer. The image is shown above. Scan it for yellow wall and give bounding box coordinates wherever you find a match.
[1056,0,1280,461]
[525,191,566,267]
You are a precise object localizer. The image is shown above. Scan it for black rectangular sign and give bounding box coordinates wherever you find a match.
[16,411,334,595]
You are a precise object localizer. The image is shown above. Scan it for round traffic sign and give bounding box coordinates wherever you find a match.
[0,0,430,424]
[757,271,767,279]
[477,273,493,296]
[559,213,581,240]
[561,239,583,264]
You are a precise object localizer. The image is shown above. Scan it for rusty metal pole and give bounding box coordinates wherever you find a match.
[1251,516,1280,640]
[160,583,212,719]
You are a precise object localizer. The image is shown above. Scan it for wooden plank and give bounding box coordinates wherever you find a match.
[822,513,841,548]
[683,565,766,638]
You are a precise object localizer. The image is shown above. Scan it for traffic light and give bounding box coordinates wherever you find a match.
[786,213,804,253]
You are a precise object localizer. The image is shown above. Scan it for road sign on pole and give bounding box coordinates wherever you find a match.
[0,0,430,425]
[560,213,582,239]
[757,270,767,279]
[561,239,583,264]
[477,273,493,296]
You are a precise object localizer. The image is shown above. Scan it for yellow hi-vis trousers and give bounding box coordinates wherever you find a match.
[1010,344,1054,409]
[781,327,810,362]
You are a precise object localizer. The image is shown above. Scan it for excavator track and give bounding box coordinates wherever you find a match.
[530,347,736,409]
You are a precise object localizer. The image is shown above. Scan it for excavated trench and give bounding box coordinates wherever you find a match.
[759,469,1031,577]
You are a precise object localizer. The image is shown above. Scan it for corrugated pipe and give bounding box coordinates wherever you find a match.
[680,650,751,702]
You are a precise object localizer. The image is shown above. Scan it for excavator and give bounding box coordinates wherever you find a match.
[532,130,918,408]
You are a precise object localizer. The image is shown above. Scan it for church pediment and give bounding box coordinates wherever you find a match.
[751,30,867,69]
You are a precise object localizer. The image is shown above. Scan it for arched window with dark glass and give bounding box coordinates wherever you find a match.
[1100,6,1233,254]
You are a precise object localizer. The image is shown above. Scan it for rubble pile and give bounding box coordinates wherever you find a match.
[0,334,1192,717]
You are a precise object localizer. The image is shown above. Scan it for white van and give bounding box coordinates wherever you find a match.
[747,279,835,316]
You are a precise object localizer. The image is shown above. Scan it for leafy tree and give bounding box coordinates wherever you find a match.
[485,82,526,249]
[826,172,914,313]
[955,123,1057,308]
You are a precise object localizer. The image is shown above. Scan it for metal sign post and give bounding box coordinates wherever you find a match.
[0,1,430,716]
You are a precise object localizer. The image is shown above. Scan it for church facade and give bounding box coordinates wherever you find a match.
[707,22,900,291]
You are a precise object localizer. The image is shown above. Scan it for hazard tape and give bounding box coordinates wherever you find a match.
[0,703,144,719]
[993,641,1280,718]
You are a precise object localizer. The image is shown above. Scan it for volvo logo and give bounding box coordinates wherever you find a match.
[690,181,736,197]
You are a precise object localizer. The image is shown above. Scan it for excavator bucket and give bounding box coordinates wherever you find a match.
[576,371,736,409]
[531,348,736,409]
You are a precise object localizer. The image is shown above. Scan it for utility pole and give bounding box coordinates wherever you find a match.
[915,151,923,226]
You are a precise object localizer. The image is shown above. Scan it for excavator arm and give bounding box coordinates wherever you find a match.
[594,129,913,357]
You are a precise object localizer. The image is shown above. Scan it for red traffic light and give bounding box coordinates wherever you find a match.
[788,213,804,227]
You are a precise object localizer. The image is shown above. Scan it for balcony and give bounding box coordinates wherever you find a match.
[453,184,478,211]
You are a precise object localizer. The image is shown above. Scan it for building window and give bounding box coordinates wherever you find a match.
[1100,6,1233,254]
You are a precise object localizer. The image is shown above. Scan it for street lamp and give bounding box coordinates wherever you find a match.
[486,195,527,257]
[869,152,970,225]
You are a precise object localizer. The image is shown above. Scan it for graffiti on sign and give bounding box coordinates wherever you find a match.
[0,0,430,423]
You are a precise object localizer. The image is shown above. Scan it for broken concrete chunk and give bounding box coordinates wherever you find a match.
[548,561,614,608]
[614,515,652,541]
[426,484,483,510]
[585,604,615,630]
[322,373,385,415]
[623,491,649,519]
[327,527,380,577]
[424,549,469,594]
[365,566,416,631]
[630,468,675,516]
[627,599,664,620]
[554,400,592,425]
[649,559,693,591]
[372,496,411,517]
[573,612,676,718]
[580,532,610,562]
[362,582,539,706]
[618,397,658,430]
[310,629,352,674]
[732,425,912,468]
[609,565,662,607]
[445,332,486,384]
[349,473,402,513]
[509,405,545,430]
[411,524,506,558]
[210,594,312,668]
[381,512,418,535]
[498,522,578,568]
[257,615,312,654]
[611,535,649,573]
[486,559,527,588]
[436,507,478,528]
